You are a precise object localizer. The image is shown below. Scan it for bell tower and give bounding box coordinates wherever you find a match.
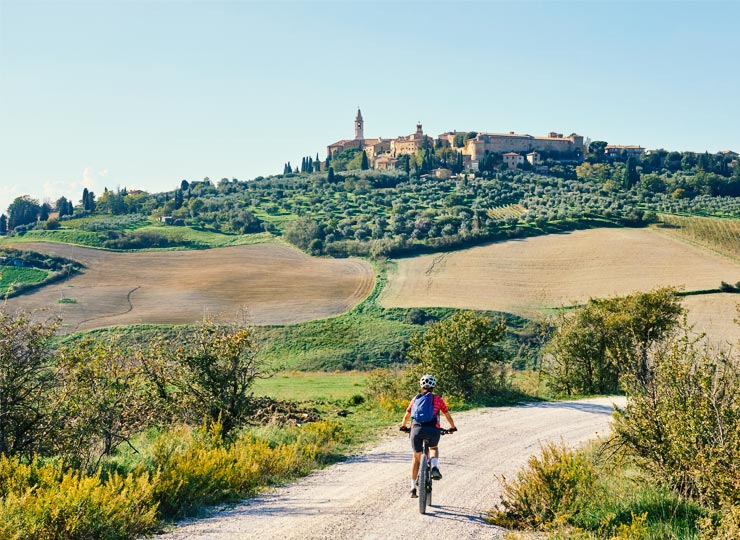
[354,108,364,140]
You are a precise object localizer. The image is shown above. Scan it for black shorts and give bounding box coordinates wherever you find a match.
[410,424,441,453]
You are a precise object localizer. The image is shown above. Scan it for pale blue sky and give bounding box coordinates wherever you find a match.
[1,0,739,213]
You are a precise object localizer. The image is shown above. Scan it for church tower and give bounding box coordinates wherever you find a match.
[354,108,364,140]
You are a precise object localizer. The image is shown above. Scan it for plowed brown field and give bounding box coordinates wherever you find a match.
[380,228,740,342]
[5,243,374,332]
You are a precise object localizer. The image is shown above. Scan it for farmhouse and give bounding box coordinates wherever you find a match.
[605,144,645,158]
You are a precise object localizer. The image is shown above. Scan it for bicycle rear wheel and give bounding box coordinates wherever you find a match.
[418,458,428,514]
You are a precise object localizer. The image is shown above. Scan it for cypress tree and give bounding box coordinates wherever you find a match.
[0,214,6,235]
[39,203,50,221]
[328,167,335,183]
[82,188,89,211]
[361,151,369,170]
[623,157,640,188]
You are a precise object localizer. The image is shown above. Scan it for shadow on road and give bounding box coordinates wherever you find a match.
[348,451,409,465]
[425,504,499,527]
[521,400,621,415]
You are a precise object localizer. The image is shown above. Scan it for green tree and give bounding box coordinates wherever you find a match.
[39,202,51,221]
[623,157,640,188]
[55,196,70,217]
[360,150,369,170]
[588,140,607,162]
[171,322,263,436]
[55,338,159,466]
[406,311,508,400]
[0,214,6,235]
[327,166,335,183]
[174,189,184,210]
[543,288,684,395]
[0,310,60,458]
[7,195,41,229]
[283,216,322,251]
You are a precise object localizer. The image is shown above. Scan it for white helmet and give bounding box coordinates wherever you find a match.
[419,374,437,389]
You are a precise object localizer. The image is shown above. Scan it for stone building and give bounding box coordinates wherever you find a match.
[605,145,645,158]
[326,108,391,165]
[375,154,400,170]
[463,131,584,164]
[503,152,524,170]
[391,123,434,157]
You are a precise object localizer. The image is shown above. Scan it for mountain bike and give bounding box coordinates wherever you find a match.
[400,426,454,514]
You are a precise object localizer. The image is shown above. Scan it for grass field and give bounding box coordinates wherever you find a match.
[0,265,49,294]
[134,225,274,248]
[5,242,374,332]
[0,224,273,251]
[379,228,740,343]
[657,213,740,262]
[252,371,367,401]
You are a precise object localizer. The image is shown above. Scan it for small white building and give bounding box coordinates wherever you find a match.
[433,167,453,179]
[503,152,524,170]
[526,151,541,166]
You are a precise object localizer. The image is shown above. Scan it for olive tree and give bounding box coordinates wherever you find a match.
[0,310,59,457]
[406,311,508,400]
[542,288,683,395]
[145,321,263,436]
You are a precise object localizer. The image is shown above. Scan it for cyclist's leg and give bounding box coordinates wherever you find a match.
[411,451,422,480]
[427,428,443,479]
[409,425,425,491]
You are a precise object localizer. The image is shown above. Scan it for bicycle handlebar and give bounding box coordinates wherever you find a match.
[399,426,457,434]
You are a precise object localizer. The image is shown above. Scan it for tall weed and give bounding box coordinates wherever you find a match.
[0,456,159,540]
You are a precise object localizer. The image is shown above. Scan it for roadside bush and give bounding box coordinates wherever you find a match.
[612,329,740,508]
[490,441,596,529]
[53,338,162,469]
[148,419,343,518]
[0,456,159,540]
[366,367,420,411]
[543,288,683,396]
[490,442,704,538]
[0,310,60,458]
[156,322,263,436]
[700,504,740,540]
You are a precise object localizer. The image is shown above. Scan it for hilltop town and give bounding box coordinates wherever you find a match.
[320,108,643,174]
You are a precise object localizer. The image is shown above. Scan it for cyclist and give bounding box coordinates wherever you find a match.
[399,374,457,498]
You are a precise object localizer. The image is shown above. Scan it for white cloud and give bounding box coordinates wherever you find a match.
[41,167,111,206]
[0,184,22,216]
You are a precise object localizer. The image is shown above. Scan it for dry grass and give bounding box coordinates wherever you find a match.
[379,228,740,342]
[5,243,374,332]
[683,293,740,347]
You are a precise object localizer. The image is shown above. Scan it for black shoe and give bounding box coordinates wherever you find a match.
[410,488,418,498]
[431,466,442,480]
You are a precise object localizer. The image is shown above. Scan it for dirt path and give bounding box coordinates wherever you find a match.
[155,396,624,540]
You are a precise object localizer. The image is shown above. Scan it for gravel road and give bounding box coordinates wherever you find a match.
[154,396,625,540]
